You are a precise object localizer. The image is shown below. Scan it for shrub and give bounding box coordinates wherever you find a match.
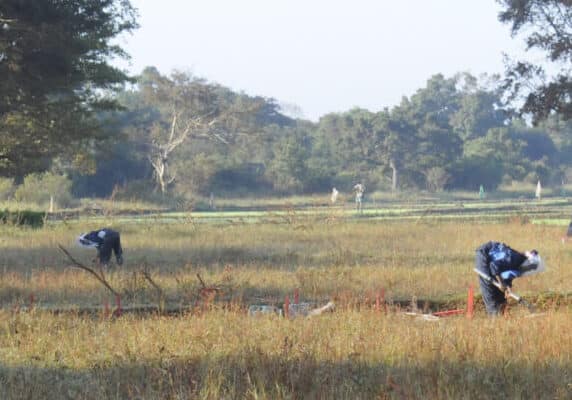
[424,167,451,192]
[0,178,14,200]
[0,209,45,227]
[13,173,73,208]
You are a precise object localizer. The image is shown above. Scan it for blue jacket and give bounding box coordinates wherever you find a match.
[477,241,527,287]
[77,228,115,248]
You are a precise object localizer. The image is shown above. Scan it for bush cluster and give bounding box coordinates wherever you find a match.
[0,209,45,228]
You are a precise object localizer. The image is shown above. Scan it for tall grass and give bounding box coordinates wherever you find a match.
[0,310,571,399]
[1,218,569,304]
[1,215,572,398]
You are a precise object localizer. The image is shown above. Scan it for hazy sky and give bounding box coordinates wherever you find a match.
[117,0,527,121]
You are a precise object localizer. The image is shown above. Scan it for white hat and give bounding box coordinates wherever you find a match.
[76,233,98,248]
[520,252,545,276]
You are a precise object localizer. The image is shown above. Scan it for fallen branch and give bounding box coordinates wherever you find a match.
[141,269,166,302]
[57,244,120,297]
[196,273,220,303]
[197,273,207,289]
[307,301,335,317]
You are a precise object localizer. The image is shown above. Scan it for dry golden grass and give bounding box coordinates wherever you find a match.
[1,216,572,398]
[1,309,571,399]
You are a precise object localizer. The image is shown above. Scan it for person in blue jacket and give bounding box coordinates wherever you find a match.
[475,241,544,315]
[77,228,123,268]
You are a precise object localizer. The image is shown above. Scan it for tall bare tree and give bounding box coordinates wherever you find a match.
[148,110,222,193]
[137,67,261,194]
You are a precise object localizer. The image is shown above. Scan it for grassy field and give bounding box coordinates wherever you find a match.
[1,200,572,399]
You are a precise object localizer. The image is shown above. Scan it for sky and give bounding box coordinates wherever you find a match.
[115,0,528,121]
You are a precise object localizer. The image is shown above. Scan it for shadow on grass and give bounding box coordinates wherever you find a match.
[0,354,570,399]
[0,244,474,272]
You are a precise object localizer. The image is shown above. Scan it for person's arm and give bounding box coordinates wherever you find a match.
[489,259,502,280]
[493,271,506,290]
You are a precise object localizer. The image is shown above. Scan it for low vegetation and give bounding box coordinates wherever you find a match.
[0,202,571,398]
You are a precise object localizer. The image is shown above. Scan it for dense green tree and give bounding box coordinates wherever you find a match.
[451,74,507,142]
[407,75,463,188]
[315,109,379,188]
[267,128,311,192]
[497,0,572,121]
[538,115,572,161]
[374,105,418,191]
[408,74,461,130]
[449,155,504,190]
[464,127,530,182]
[0,0,138,177]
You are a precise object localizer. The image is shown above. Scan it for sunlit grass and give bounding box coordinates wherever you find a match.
[1,209,572,398]
[0,309,571,399]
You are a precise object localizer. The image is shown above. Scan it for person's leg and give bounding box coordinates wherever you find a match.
[475,248,506,316]
[114,234,123,265]
[478,277,506,315]
[98,242,113,267]
[107,231,123,265]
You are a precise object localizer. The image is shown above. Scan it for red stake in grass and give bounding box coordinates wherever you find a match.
[381,288,387,313]
[284,295,290,318]
[29,293,35,309]
[466,284,474,319]
[113,294,122,317]
[432,309,465,317]
[104,299,110,318]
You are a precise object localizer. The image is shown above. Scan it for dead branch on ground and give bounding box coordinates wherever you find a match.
[57,244,120,297]
[141,268,167,303]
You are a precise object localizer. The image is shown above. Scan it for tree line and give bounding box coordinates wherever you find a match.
[0,0,570,204]
[78,70,570,200]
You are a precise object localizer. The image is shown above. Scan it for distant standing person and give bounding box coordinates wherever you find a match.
[331,187,339,204]
[77,228,124,268]
[353,183,365,213]
[209,192,215,210]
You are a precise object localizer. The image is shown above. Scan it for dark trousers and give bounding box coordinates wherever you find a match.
[98,231,122,265]
[475,246,506,315]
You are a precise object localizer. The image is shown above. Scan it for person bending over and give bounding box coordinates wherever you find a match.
[77,228,123,268]
[475,241,544,315]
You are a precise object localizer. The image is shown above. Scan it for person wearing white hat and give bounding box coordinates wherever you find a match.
[77,228,123,268]
[353,183,365,213]
[475,241,544,315]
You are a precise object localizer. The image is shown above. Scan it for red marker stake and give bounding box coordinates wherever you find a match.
[114,294,122,317]
[104,299,110,318]
[466,285,474,319]
[284,295,290,318]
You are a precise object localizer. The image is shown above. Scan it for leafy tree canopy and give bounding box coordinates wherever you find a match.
[0,0,138,176]
[498,0,572,122]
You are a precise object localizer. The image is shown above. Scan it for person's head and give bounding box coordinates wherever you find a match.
[76,233,88,246]
[76,233,97,248]
[520,249,545,276]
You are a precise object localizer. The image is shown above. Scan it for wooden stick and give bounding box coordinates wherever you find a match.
[197,273,207,289]
[142,269,166,301]
[58,244,120,297]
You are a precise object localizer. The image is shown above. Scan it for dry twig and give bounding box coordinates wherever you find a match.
[57,244,120,297]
